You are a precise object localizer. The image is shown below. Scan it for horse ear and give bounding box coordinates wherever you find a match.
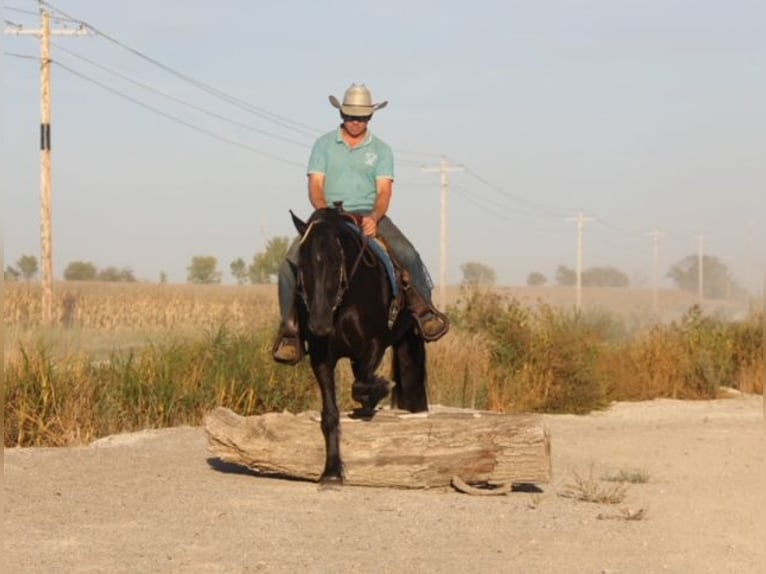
[290,210,308,235]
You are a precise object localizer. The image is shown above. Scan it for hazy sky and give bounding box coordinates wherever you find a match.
[3,0,764,292]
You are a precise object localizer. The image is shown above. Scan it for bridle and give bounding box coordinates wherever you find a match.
[297,220,373,314]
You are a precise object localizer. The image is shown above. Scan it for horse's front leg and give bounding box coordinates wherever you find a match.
[311,358,343,485]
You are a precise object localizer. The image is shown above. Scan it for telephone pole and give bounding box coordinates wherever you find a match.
[422,156,463,310]
[566,212,594,311]
[5,7,88,324]
[695,234,704,302]
[645,230,664,314]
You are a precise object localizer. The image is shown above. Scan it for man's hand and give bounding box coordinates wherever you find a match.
[361,215,377,237]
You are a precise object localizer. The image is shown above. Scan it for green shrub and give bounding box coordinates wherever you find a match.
[4,328,319,446]
[451,289,608,413]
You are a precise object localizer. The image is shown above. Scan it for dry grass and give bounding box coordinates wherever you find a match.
[4,282,279,362]
[603,467,651,484]
[559,467,630,504]
[4,281,763,447]
[597,507,649,521]
[426,331,494,409]
[4,281,278,332]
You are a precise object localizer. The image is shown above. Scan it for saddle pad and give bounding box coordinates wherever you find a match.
[344,223,399,297]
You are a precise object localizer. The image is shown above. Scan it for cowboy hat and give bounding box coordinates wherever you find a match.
[329,83,388,116]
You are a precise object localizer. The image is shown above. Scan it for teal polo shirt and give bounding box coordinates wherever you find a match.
[307,128,394,213]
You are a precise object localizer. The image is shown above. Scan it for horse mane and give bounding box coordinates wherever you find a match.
[302,207,361,249]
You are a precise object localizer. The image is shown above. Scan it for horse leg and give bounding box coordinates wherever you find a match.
[311,358,343,485]
[391,326,428,412]
[351,342,390,415]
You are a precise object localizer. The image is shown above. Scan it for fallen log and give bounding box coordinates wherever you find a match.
[205,406,552,489]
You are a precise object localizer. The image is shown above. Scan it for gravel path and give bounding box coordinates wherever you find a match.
[4,394,763,573]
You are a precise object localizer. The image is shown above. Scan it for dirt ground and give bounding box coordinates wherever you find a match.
[4,393,763,574]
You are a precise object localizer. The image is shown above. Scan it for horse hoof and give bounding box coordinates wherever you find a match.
[318,475,343,491]
[350,407,376,420]
[352,378,391,412]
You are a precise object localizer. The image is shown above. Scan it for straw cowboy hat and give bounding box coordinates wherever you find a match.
[329,84,388,116]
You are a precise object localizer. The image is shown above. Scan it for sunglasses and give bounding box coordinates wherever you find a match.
[342,114,372,123]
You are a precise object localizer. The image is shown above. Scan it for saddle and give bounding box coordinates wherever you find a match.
[339,212,404,328]
[337,207,449,341]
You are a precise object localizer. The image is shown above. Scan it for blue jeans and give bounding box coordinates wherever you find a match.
[277,215,433,322]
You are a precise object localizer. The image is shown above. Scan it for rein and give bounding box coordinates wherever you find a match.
[298,218,374,314]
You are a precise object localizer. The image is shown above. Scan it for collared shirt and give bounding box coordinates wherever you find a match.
[307,127,394,213]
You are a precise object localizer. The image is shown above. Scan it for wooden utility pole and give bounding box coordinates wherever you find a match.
[566,212,594,312]
[5,8,87,324]
[421,157,463,310]
[696,234,704,302]
[646,230,664,314]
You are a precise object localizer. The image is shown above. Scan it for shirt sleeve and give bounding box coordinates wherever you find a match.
[307,138,326,175]
[375,142,394,181]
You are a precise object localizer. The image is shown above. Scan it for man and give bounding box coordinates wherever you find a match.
[273,83,448,364]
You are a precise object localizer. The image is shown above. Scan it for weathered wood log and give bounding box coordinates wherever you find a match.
[205,406,552,489]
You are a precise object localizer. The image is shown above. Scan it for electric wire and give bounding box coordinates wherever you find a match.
[4,6,39,17]
[452,183,570,233]
[4,51,38,60]
[53,42,312,149]
[40,0,322,139]
[54,60,306,169]
[463,166,574,217]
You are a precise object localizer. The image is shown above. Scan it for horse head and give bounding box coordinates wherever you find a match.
[292,208,347,337]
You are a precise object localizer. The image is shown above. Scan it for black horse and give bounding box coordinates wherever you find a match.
[290,207,428,485]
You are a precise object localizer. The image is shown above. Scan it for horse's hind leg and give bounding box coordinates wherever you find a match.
[391,327,428,412]
[311,359,344,485]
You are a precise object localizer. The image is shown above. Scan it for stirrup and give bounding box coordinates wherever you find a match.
[272,330,303,365]
[414,309,449,342]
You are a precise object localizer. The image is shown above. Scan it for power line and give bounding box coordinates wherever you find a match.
[452,183,570,232]
[40,0,322,139]
[4,51,39,60]
[53,60,306,169]
[463,166,573,217]
[4,6,40,17]
[53,42,312,149]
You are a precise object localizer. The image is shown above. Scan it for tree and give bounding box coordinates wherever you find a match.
[667,254,739,300]
[527,272,547,286]
[249,237,290,284]
[64,261,98,281]
[159,271,168,284]
[4,266,20,282]
[97,267,136,282]
[460,261,496,286]
[16,255,39,281]
[187,256,221,284]
[230,258,249,285]
[582,266,629,287]
[555,265,576,286]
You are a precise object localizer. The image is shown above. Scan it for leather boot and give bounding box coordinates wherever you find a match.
[272,313,303,365]
[402,278,449,342]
